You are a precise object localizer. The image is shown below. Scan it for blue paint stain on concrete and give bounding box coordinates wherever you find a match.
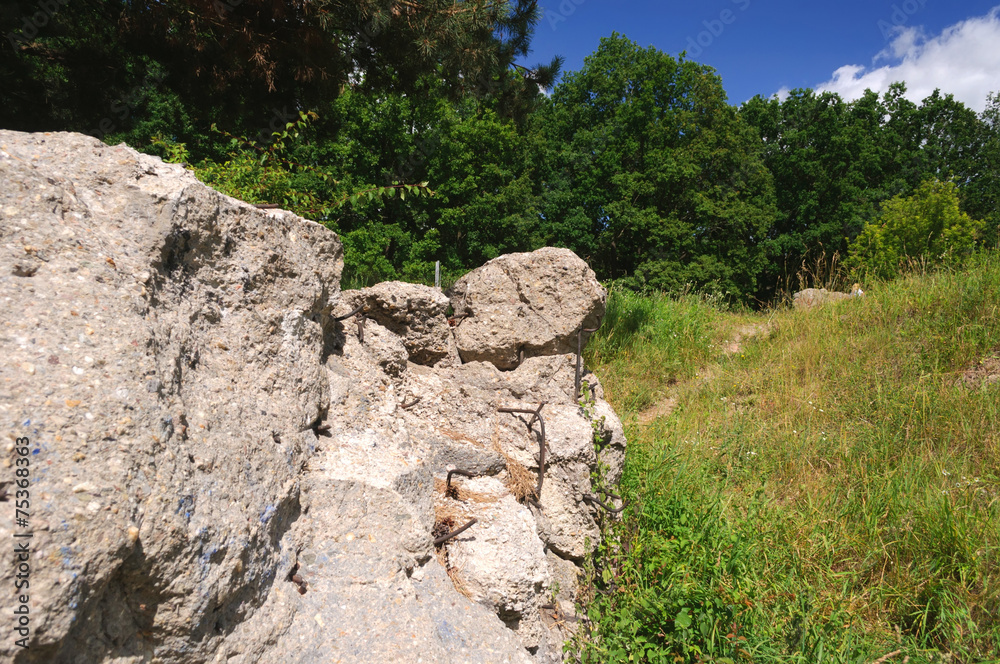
[199,547,220,574]
[176,495,194,520]
[435,618,461,645]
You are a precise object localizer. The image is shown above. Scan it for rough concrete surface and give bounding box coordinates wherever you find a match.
[0,131,626,664]
[792,287,851,310]
[340,280,459,367]
[448,248,607,370]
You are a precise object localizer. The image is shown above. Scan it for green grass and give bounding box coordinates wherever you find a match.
[585,286,734,412]
[572,253,1000,663]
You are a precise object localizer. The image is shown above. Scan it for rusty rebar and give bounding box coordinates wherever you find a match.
[498,402,547,499]
[583,493,628,514]
[333,303,365,321]
[447,313,469,327]
[355,313,366,342]
[433,518,477,545]
[288,564,308,594]
[446,468,476,490]
[575,325,601,401]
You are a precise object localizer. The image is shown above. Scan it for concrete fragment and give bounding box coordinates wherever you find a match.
[792,287,851,310]
[342,281,459,367]
[0,130,627,664]
[0,129,340,664]
[448,248,606,369]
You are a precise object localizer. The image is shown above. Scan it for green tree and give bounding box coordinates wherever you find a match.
[740,89,901,293]
[1,0,559,152]
[319,84,541,284]
[419,101,539,275]
[533,34,777,301]
[965,91,1000,239]
[740,83,988,297]
[847,179,984,279]
[187,80,541,286]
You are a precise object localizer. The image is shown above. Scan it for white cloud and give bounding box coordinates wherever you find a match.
[813,7,1000,112]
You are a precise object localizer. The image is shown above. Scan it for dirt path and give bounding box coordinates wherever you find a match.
[636,319,772,424]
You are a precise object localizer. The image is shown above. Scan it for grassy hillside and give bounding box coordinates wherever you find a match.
[573,253,1000,663]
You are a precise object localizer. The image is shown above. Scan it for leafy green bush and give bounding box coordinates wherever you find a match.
[847,179,984,279]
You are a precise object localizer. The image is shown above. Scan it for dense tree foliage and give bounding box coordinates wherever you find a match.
[968,93,1000,235]
[2,1,998,302]
[532,34,777,298]
[0,0,559,151]
[740,84,995,297]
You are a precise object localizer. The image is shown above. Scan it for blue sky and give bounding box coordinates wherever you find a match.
[520,1,1000,111]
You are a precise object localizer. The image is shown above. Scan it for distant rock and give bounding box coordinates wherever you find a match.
[959,356,1000,389]
[792,287,851,310]
[448,247,607,370]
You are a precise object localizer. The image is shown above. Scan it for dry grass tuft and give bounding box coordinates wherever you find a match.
[443,556,475,599]
[435,426,486,449]
[491,419,537,502]
[433,501,465,527]
[433,477,500,504]
[431,507,477,600]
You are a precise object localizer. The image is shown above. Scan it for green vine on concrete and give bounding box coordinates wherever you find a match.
[579,378,612,497]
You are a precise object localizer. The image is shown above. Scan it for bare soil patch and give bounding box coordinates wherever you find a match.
[959,353,1000,389]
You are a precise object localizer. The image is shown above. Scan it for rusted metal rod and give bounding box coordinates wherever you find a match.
[355,313,366,342]
[575,324,601,401]
[333,304,365,321]
[433,518,477,545]
[446,469,476,490]
[498,402,547,499]
[583,493,628,514]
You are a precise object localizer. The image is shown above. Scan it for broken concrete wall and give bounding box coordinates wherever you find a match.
[0,130,625,664]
